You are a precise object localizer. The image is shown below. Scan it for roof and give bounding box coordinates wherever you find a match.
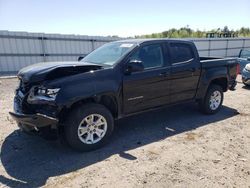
[113,38,188,44]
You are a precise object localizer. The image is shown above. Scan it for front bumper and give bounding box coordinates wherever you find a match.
[9,89,59,132]
[9,112,58,132]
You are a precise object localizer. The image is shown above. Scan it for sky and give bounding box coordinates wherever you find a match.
[0,0,249,37]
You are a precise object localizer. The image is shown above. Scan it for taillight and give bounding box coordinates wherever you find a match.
[236,63,240,75]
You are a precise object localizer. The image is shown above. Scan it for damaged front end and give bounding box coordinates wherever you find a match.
[9,79,60,139]
[9,61,102,139]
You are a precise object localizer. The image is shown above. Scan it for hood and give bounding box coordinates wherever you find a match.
[18,61,103,83]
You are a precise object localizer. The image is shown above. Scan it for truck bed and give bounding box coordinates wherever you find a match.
[200,57,238,68]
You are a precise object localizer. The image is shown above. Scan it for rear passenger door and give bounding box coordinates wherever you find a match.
[168,42,200,103]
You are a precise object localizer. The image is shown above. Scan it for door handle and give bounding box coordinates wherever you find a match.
[159,72,168,77]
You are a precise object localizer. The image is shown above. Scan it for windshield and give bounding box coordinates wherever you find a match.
[81,42,136,65]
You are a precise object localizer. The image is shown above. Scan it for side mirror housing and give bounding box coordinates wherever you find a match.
[126,60,144,74]
[78,56,84,61]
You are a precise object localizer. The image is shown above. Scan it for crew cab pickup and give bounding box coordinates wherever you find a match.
[9,39,239,151]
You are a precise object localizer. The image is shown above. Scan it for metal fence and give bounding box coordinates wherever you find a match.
[0,30,119,75]
[0,30,250,75]
[191,38,250,57]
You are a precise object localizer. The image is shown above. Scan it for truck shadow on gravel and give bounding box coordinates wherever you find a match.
[242,85,250,90]
[0,103,239,188]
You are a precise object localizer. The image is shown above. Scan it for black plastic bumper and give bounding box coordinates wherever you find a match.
[9,112,58,131]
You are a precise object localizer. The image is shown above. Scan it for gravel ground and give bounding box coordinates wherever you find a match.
[0,77,249,188]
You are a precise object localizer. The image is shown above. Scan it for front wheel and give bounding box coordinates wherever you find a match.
[199,84,224,114]
[64,103,114,152]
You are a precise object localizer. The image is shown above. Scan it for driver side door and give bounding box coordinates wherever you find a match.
[122,43,171,114]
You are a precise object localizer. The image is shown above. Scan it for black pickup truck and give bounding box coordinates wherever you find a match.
[10,39,239,151]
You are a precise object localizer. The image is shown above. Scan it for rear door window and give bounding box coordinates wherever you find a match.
[169,43,194,64]
[130,44,164,69]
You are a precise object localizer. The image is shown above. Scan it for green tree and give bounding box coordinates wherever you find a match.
[135,26,250,38]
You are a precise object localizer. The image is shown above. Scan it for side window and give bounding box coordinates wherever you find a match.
[169,43,194,64]
[130,44,164,69]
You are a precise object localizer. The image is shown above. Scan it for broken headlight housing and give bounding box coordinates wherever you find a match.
[37,87,60,99]
[28,86,61,103]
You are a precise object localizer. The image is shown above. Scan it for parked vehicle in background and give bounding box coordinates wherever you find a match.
[238,49,250,73]
[242,63,250,86]
[9,39,239,152]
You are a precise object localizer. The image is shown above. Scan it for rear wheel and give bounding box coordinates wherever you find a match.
[199,84,224,114]
[64,103,114,152]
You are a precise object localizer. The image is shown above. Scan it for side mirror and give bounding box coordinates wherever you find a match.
[78,56,84,61]
[126,60,144,74]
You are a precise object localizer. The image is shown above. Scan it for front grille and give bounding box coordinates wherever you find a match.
[14,94,23,112]
[16,94,23,105]
[15,78,33,113]
[18,79,31,94]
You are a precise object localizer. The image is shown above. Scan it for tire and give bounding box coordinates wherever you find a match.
[64,103,114,152]
[199,84,224,114]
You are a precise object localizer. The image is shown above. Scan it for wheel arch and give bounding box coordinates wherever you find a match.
[196,72,229,100]
[209,77,228,92]
[200,76,228,99]
[58,94,119,124]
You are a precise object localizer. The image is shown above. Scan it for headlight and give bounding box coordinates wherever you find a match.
[37,87,60,98]
[27,86,60,104]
